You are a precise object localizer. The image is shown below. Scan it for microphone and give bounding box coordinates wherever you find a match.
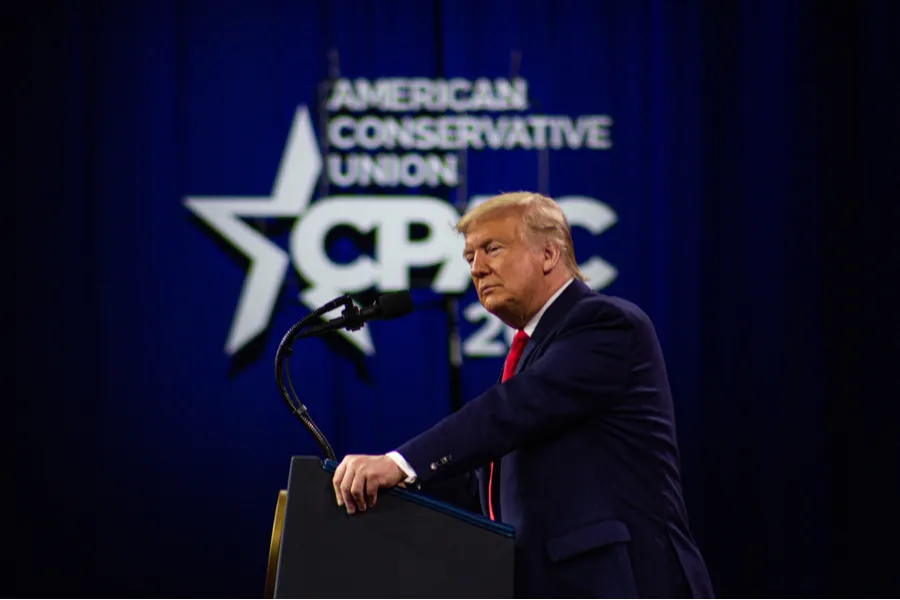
[301,291,414,337]
[273,291,413,461]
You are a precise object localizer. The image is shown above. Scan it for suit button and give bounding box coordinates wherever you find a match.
[430,462,438,471]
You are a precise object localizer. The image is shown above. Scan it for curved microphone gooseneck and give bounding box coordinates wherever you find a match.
[274,291,415,461]
[273,294,350,461]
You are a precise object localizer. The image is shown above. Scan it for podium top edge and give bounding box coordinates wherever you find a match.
[314,457,516,538]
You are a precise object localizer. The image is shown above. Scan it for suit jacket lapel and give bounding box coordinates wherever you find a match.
[514,279,592,376]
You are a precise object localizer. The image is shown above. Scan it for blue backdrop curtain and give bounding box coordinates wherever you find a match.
[10,0,898,597]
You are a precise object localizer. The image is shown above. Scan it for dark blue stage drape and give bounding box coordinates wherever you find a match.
[11,0,898,597]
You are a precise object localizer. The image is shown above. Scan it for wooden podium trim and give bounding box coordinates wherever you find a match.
[264,490,288,599]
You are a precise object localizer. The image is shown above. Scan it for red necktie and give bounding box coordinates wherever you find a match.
[488,329,529,521]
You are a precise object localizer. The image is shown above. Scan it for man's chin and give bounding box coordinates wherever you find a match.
[481,298,513,322]
[480,296,503,312]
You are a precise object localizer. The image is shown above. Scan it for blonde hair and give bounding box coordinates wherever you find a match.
[456,191,585,281]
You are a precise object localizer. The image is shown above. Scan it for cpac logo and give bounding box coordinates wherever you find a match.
[185,106,618,358]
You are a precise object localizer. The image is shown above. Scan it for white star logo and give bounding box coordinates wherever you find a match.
[184,106,374,356]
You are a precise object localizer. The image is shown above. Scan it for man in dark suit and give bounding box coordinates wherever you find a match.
[332,192,713,598]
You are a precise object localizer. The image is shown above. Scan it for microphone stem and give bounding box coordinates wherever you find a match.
[274,296,350,461]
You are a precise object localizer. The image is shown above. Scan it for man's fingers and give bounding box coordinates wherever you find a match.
[333,455,402,515]
[332,459,348,507]
[349,469,367,512]
[366,478,378,508]
[339,465,356,514]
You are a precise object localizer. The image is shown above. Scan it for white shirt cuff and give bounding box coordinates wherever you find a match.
[387,451,417,484]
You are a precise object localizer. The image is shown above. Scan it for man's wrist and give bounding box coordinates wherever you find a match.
[386,451,417,484]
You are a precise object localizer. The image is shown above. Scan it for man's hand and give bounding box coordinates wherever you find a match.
[332,454,405,514]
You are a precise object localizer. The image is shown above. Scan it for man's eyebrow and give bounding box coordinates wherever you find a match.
[463,238,497,257]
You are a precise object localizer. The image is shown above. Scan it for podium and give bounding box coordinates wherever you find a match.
[266,456,515,598]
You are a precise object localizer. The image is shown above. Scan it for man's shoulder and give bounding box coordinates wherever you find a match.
[551,291,663,359]
[566,289,656,332]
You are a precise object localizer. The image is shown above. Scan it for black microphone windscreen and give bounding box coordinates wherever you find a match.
[377,291,414,320]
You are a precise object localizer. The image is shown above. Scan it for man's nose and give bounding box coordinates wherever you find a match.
[470,252,489,277]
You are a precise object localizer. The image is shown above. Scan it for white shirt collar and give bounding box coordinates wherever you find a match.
[522,278,575,337]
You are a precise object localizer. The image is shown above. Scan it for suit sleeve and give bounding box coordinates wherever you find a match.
[396,303,633,483]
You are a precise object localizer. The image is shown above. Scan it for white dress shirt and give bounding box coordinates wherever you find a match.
[387,278,575,483]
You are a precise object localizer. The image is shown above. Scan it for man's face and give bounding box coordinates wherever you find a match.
[463,208,544,327]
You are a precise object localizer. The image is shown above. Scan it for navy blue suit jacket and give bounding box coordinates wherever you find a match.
[397,280,713,598]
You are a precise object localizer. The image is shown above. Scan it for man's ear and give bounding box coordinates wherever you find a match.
[542,240,562,275]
